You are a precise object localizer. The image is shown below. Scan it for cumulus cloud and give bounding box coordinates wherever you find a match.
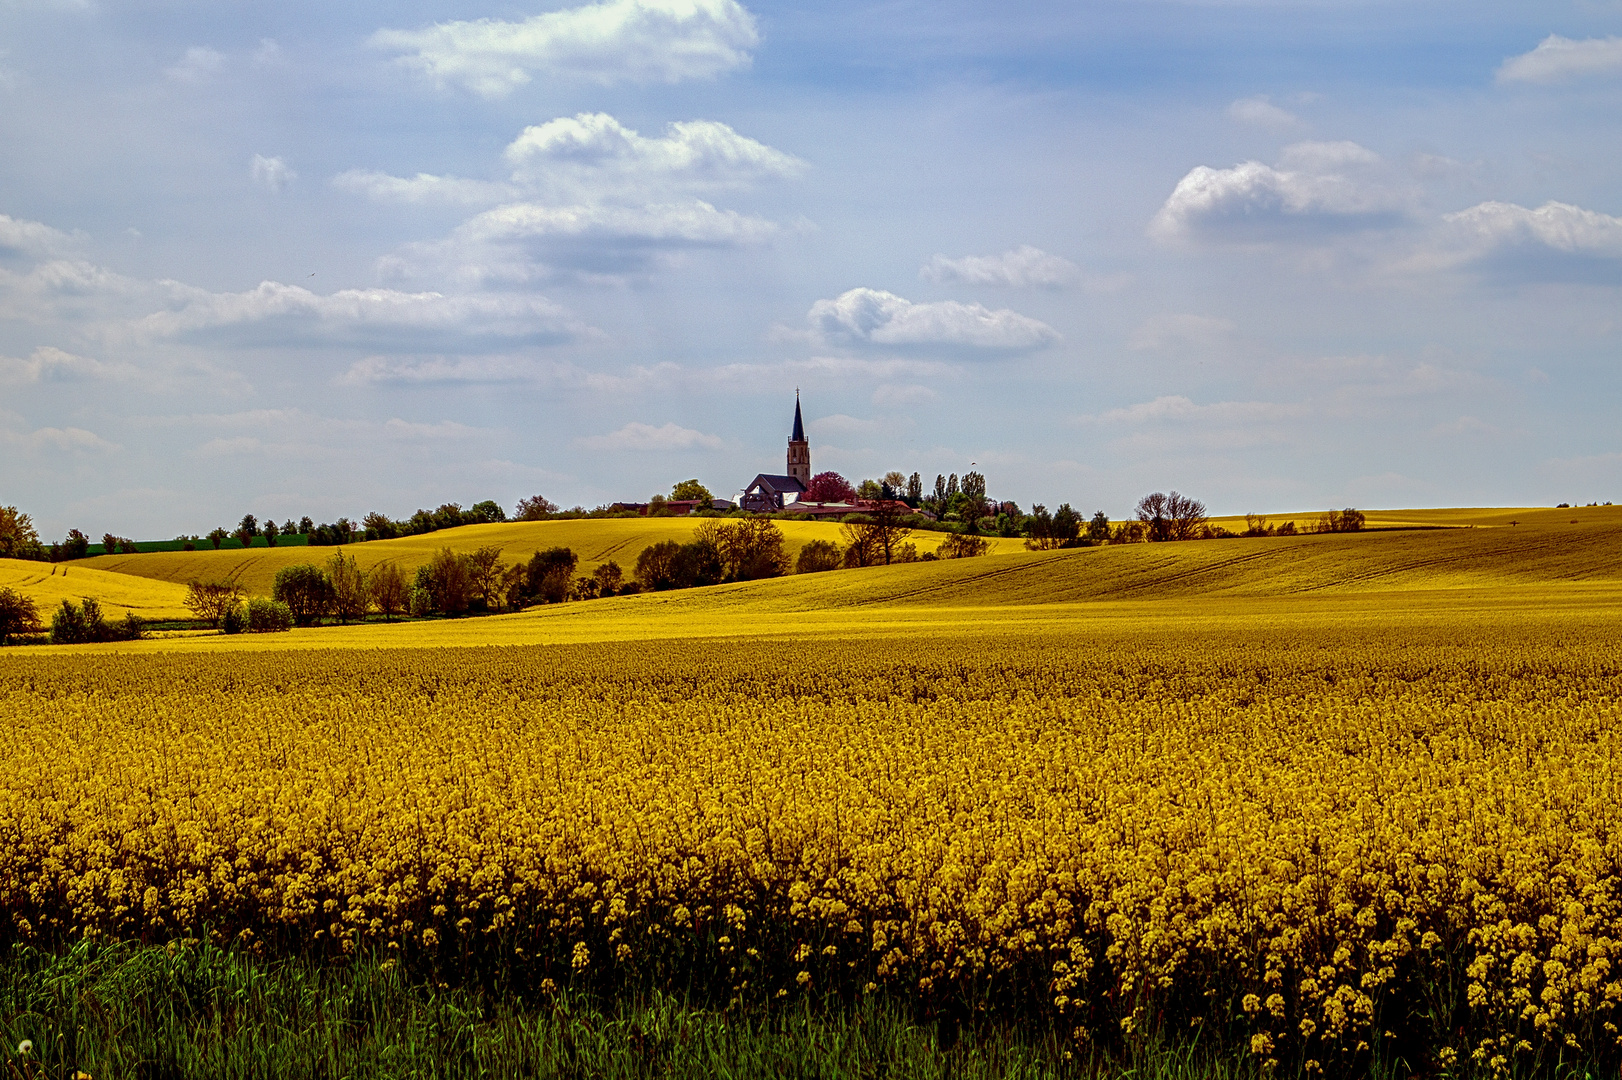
[920,245,1080,288]
[504,113,803,197]
[371,0,758,98]
[577,421,723,451]
[251,155,296,192]
[0,213,72,259]
[1498,35,1622,84]
[808,288,1058,351]
[137,281,586,344]
[1411,200,1622,279]
[396,199,784,283]
[0,346,135,384]
[167,46,225,83]
[333,170,516,206]
[1151,141,1406,243]
[1225,95,1304,131]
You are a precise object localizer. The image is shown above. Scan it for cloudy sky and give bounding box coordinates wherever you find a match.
[2,0,1620,538]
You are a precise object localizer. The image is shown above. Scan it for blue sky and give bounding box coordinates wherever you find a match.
[2,0,1620,538]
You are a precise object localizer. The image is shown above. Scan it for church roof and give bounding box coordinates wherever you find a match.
[790,397,805,443]
[746,473,807,493]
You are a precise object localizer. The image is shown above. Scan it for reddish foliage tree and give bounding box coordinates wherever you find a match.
[803,471,856,503]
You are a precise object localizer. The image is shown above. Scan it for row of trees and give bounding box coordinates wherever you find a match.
[0,587,145,645]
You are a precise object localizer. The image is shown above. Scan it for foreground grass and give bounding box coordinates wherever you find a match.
[0,940,1209,1080]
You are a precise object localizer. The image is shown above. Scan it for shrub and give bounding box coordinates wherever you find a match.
[272,565,334,626]
[49,598,142,644]
[796,540,843,574]
[246,598,294,633]
[184,580,246,628]
[0,587,42,644]
[220,605,246,634]
[938,532,990,559]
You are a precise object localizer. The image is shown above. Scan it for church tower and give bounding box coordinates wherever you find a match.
[786,393,810,486]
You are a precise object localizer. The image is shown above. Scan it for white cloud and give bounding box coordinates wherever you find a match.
[808,288,1058,351]
[504,113,803,196]
[1225,95,1304,131]
[0,345,134,384]
[1129,313,1237,352]
[0,213,72,259]
[459,200,780,246]
[333,170,516,206]
[167,46,225,83]
[370,0,758,99]
[1151,141,1405,243]
[1,422,119,454]
[1406,200,1622,278]
[251,154,296,192]
[919,245,1080,288]
[137,281,586,343]
[1498,35,1622,84]
[577,421,723,451]
[1442,200,1622,258]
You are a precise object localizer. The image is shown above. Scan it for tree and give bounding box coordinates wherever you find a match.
[207,527,228,550]
[326,549,368,623]
[882,471,907,492]
[647,494,671,517]
[297,516,314,535]
[906,473,923,505]
[418,548,476,614]
[696,518,788,581]
[671,479,713,503]
[238,514,258,538]
[1315,508,1365,533]
[1136,491,1209,541]
[795,539,843,574]
[273,564,334,625]
[1024,505,1055,550]
[840,521,882,567]
[232,523,256,549]
[468,499,507,524]
[369,562,408,620]
[938,531,990,559]
[0,587,42,644]
[58,529,90,560]
[840,502,913,565]
[0,506,42,560]
[523,547,578,604]
[263,521,279,547]
[635,540,682,590]
[856,478,883,500]
[467,546,506,610]
[591,560,624,595]
[1087,511,1111,543]
[362,512,399,541]
[184,579,246,628]
[960,471,989,531]
[246,598,294,632]
[515,495,558,521]
[1052,503,1081,545]
[932,474,948,512]
[804,471,856,503]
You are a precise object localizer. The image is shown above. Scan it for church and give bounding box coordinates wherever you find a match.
[738,395,811,512]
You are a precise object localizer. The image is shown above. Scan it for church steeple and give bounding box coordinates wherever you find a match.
[786,391,810,486]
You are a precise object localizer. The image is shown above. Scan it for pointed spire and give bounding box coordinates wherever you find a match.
[791,391,805,443]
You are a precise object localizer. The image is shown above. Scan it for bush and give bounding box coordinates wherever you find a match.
[184,579,246,628]
[246,598,294,633]
[49,598,142,644]
[938,532,990,559]
[221,605,246,634]
[796,539,843,574]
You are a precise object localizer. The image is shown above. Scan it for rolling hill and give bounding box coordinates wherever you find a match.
[0,558,194,621]
[77,517,1030,597]
[13,512,1615,655]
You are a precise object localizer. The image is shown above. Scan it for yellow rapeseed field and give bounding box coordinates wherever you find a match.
[6,520,1622,1073]
[0,557,194,621]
